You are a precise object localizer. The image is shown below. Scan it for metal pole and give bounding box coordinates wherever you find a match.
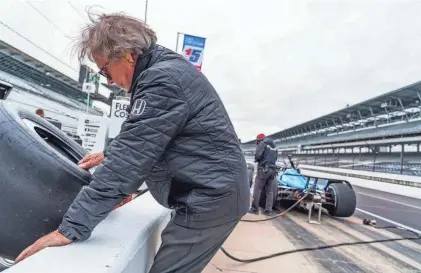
[337,149,339,168]
[400,144,404,174]
[86,92,90,113]
[175,32,181,53]
[144,0,148,23]
[372,146,376,172]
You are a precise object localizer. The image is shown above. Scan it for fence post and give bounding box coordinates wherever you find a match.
[372,146,377,172]
[400,144,404,174]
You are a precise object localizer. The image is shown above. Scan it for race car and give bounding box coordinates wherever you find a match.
[260,156,357,217]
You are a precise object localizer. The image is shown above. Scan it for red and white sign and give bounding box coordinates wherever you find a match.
[181,34,206,71]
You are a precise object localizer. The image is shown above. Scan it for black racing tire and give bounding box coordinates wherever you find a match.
[325,183,356,217]
[0,102,91,260]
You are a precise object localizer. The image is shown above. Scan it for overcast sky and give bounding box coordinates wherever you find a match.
[1,0,421,141]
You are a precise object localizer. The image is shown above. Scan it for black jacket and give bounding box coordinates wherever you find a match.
[58,44,250,241]
[255,138,278,169]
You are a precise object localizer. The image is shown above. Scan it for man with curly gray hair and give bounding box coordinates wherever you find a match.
[16,12,250,273]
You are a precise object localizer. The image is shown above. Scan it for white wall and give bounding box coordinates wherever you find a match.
[300,165,421,199]
[6,192,171,273]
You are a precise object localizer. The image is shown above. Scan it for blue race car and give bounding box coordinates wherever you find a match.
[266,157,357,217]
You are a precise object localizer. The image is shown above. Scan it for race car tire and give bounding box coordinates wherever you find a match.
[325,183,356,217]
[0,102,91,260]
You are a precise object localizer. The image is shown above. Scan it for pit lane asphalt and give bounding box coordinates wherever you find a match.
[300,168,421,235]
[353,185,421,237]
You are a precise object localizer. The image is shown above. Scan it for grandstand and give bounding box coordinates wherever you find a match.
[242,81,421,176]
[0,38,111,133]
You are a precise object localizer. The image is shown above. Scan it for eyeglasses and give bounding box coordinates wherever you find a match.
[98,61,111,80]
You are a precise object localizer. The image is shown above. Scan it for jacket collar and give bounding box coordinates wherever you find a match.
[131,46,154,83]
[127,44,163,112]
[129,43,166,91]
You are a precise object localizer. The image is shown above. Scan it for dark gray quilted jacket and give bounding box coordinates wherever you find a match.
[59,44,250,241]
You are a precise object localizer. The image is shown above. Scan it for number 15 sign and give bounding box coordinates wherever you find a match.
[182,34,206,71]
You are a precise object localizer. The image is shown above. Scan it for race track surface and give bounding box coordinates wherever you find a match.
[354,186,421,238]
[204,172,421,273]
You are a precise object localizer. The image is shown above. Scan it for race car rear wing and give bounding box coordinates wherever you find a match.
[0,80,13,100]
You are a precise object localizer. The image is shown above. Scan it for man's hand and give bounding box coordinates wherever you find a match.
[112,193,137,210]
[78,152,104,170]
[15,193,137,264]
[15,230,72,264]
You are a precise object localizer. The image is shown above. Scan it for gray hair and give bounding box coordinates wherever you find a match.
[74,10,157,62]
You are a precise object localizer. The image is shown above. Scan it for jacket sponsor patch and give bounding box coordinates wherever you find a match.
[131,99,147,115]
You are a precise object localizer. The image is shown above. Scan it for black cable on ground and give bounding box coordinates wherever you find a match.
[221,193,421,263]
[240,193,309,222]
[363,219,421,237]
[220,230,420,263]
[134,187,421,263]
[221,198,421,263]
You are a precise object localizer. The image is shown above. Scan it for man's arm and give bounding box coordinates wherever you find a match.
[254,142,265,163]
[58,70,189,242]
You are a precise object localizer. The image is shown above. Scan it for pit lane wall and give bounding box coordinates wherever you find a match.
[299,164,421,199]
[6,192,171,273]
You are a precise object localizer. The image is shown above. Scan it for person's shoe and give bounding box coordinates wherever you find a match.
[262,210,274,216]
[248,208,259,215]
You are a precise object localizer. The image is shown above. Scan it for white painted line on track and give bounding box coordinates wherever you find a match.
[356,192,421,211]
[356,208,421,235]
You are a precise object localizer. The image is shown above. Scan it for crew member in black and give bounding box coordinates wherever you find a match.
[249,133,278,215]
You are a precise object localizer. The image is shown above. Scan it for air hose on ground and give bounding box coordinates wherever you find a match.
[220,228,420,263]
[132,188,421,263]
[240,192,310,222]
[220,197,421,263]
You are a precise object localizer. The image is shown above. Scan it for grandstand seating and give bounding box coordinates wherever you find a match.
[270,120,421,149]
[241,120,421,151]
[241,81,421,177]
[282,153,421,176]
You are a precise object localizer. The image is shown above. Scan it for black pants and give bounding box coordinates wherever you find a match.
[251,167,276,212]
[149,216,239,273]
